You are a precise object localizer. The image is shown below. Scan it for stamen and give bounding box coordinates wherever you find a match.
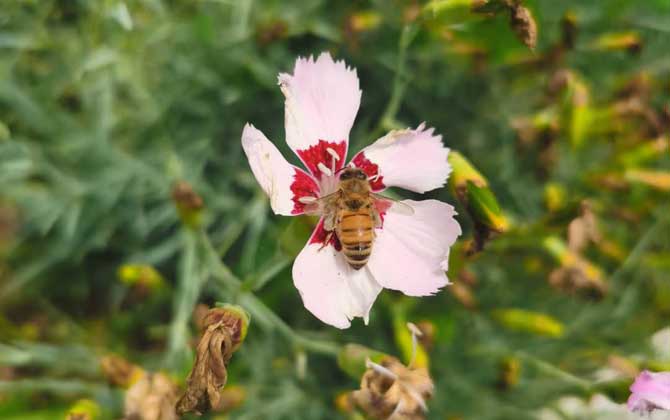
[407,322,423,368]
[368,173,379,182]
[402,384,428,412]
[407,322,423,337]
[298,196,317,204]
[365,358,398,381]
[317,162,333,177]
[326,147,339,174]
[326,147,340,161]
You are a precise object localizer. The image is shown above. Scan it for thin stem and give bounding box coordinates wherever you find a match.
[370,24,418,141]
[165,228,202,367]
[242,252,292,292]
[198,228,341,357]
[516,351,592,392]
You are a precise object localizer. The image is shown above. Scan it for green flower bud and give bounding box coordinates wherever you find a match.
[66,399,101,420]
[117,264,165,291]
[492,308,564,338]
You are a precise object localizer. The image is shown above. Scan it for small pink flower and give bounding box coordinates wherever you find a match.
[241,53,461,328]
[628,370,670,413]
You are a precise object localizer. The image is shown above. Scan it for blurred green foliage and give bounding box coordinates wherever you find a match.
[1,0,670,419]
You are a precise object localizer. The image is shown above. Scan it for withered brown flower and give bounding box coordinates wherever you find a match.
[124,372,179,420]
[100,354,145,388]
[175,305,249,416]
[352,356,434,420]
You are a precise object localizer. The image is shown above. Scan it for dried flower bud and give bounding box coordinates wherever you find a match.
[171,180,204,228]
[509,4,537,50]
[124,372,179,420]
[544,236,608,297]
[567,201,600,253]
[176,304,250,416]
[66,399,100,420]
[471,0,537,50]
[100,354,145,388]
[352,356,434,420]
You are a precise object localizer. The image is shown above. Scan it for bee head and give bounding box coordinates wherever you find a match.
[339,167,367,181]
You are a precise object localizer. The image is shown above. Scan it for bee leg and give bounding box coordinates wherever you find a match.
[319,231,334,251]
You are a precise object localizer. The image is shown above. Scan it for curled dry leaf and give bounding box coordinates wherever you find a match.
[176,305,249,416]
[352,357,434,420]
[124,372,179,420]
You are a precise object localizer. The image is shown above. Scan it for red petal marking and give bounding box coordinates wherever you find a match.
[308,218,342,251]
[351,152,385,191]
[290,168,320,215]
[296,140,347,180]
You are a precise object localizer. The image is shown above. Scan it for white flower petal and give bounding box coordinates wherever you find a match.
[292,242,382,329]
[278,52,361,170]
[367,199,461,296]
[241,123,319,216]
[352,124,451,193]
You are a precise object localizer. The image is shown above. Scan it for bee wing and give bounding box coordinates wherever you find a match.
[371,193,415,216]
[303,191,340,216]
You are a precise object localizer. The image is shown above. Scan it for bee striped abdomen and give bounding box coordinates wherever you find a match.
[337,210,375,270]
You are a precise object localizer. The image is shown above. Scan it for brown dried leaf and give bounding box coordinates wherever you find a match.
[352,357,434,420]
[176,307,248,416]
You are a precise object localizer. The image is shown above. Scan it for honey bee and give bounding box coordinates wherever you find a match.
[304,167,413,270]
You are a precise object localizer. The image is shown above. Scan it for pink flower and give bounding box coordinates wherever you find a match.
[628,370,670,413]
[241,53,461,328]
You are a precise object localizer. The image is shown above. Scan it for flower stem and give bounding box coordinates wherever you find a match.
[371,24,419,141]
[197,228,341,357]
[516,351,593,392]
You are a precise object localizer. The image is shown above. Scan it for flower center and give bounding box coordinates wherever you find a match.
[316,147,342,197]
